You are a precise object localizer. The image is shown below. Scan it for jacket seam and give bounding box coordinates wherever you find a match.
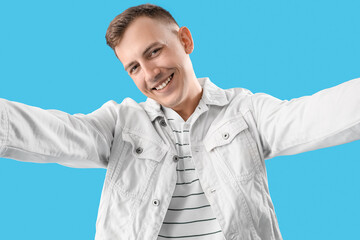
[122,126,167,150]
[249,95,273,158]
[73,114,112,149]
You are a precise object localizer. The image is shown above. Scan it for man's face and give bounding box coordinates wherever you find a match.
[115,17,198,110]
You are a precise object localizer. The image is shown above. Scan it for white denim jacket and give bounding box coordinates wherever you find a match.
[0,78,359,240]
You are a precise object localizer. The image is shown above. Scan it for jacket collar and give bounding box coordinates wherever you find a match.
[143,77,229,122]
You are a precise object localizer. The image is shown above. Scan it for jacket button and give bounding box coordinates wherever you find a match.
[173,155,179,162]
[152,199,160,206]
[135,147,143,154]
[222,132,229,140]
[159,119,167,127]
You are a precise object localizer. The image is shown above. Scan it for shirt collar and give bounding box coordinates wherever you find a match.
[143,77,229,122]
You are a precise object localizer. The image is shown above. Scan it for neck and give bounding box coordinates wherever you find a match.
[172,82,203,121]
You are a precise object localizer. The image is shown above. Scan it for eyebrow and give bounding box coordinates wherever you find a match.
[124,42,161,71]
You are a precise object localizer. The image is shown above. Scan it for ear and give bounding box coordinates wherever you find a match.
[178,26,194,54]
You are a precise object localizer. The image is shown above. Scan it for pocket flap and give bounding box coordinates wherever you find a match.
[204,116,248,152]
[122,132,167,162]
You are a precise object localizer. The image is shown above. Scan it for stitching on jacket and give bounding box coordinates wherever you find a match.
[249,94,274,159]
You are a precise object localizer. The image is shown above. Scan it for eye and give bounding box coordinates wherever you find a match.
[149,48,161,57]
[129,64,139,75]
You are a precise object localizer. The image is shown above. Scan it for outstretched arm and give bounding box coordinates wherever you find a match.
[251,78,360,159]
[0,99,118,168]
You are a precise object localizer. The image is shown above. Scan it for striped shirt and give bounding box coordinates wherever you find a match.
[158,106,225,239]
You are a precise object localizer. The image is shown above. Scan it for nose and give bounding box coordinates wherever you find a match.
[142,62,161,83]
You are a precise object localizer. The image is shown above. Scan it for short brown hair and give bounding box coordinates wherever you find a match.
[105,4,178,50]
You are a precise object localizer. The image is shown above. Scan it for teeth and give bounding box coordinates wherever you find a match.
[155,74,173,90]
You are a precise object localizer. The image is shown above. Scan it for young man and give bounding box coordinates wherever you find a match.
[0,3,359,240]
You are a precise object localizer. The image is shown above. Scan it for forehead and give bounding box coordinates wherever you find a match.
[115,17,178,63]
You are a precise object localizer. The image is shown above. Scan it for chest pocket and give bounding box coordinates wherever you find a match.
[111,131,168,198]
[204,115,260,182]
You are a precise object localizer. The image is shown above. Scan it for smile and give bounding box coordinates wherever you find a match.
[154,73,174,90]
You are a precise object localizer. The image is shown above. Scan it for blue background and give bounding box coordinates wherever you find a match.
[1,0,359,239]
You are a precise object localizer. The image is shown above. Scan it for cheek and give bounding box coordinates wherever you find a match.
[132,76,147,92]
[162,46,187,66]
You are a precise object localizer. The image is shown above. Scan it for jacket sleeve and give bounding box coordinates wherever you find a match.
[250,78,360,159]
[0,99,118,168]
